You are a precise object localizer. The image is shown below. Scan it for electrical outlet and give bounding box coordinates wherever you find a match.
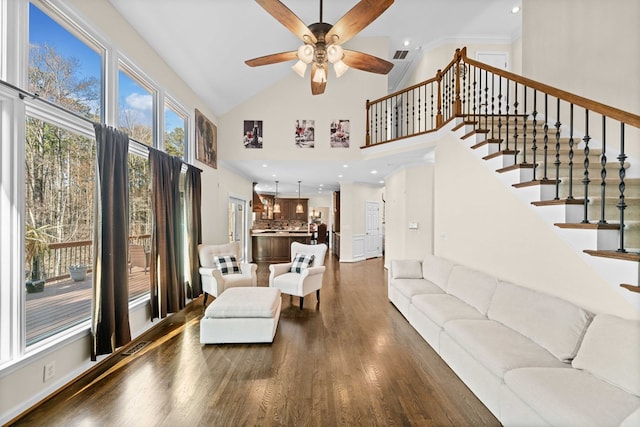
[43,361,56,382]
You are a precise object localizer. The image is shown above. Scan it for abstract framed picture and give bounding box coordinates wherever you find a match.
[195,109,217,169]
[330,119,350,148]
[243,120,263,149]
[294,119,315,148]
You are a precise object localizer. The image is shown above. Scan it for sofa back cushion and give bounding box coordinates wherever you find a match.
[488,281,592,362]
[572,314,640,396]
[421,255,455,291]
[390,259,424,279]
[446,265,498,314]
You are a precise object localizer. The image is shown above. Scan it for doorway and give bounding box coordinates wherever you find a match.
[365,201,381,259]
[228,196,248,261]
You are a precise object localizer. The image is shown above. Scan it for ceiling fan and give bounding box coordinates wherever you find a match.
[245,0,395,95]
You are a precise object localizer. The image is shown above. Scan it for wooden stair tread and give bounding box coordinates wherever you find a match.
[513,179,559,188]
[496,163,536,173]
[452,120,476,131]
[555,222,620,230]
[483,150,518,160]
[584,249,640,262]
[462,128,490,139]
[620,284,640,293]
[533,199,585,206]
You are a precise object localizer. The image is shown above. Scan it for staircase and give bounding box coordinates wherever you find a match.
[365,47,640,297]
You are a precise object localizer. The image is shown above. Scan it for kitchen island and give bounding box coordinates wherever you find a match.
[251,231,312,262]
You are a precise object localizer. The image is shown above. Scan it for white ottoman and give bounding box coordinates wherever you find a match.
[200,287,282,344]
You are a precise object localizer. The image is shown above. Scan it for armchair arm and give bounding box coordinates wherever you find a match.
[240,262,258,286]
[299,265,326,279]
[199,267,225,296]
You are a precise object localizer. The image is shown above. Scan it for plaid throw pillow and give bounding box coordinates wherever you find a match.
[290,253,315,273]
[213,255,240,275]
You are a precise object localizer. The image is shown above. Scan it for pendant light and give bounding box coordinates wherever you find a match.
[273,181,281,214]
[296,180,304,214]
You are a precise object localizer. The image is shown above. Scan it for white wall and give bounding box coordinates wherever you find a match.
[433,131,638,319]
[338,183,384,261]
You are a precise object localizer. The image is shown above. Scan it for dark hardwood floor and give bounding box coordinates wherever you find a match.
[11,255,500,426]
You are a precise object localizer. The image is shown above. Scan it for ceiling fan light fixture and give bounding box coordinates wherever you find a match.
[326,44,344,64]
[333,60,349,78]
[297,44,314,63]
[292,60,307,77]
[312,66,326,83]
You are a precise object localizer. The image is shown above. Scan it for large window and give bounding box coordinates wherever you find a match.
[24,117,95,345]
[165,101,187,158]
[118,66,155,146]
[28,3,102,119]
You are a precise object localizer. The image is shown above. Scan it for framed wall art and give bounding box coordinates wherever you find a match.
[243,120,263,148]
[330,119,350,148]
[294,119,315,148]
[195,108,217,169]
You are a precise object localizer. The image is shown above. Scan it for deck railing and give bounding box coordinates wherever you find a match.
[366,47,640,254]
[40,234,151,282]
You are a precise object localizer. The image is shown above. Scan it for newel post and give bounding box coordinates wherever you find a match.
[436,69,443,127]
[454,48,462,117]
[365,99,371,146]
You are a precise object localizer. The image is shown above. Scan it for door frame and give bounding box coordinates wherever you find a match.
[228,194,249,261]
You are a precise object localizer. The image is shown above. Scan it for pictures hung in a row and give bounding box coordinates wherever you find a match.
[243,119,350,149]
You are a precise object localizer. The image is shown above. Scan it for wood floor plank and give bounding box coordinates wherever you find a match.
[11,255,500,426]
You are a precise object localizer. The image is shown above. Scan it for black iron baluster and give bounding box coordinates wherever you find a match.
[430,86,434,129]
[522,89,528,165]
[543,94,549,180]
[472,65,477,124]
[531,90,538,180]
[617,123,627,252]
[497,76,503,151]
[406,90,410,137]
[567,104,575,200]
[490,73,495,142]
[513,82,519,165]
[553,98,562,200]
[394,95,399,138]
[484,69,489,130]
[598,116,607,224]
[581,110,591,223]
[417,85,422,133]
[505,79,510,151]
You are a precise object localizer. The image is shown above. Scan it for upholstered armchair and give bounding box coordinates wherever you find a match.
[269,242,327,309]
[198,242,257,306]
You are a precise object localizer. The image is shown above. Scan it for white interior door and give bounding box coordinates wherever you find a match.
[228,196,247,261]
[475,51,509,114]
[365,201,381,259]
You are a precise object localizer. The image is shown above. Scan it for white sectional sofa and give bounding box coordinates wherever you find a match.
[389,255,640,427]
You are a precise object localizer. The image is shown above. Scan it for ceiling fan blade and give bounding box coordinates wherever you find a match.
[325,0,394,45]
[342,49,394,74]
[255,0,317,44]
[310,62,327,95]
[245,51,298,67]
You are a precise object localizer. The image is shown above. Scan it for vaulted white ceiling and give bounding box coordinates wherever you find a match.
[107,0,521,195]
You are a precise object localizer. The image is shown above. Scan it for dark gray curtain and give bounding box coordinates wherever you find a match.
[91,124,131,361]
[149,149,185,318]
[185,165,202,299]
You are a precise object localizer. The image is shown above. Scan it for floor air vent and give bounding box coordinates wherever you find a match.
[122,341,151,356]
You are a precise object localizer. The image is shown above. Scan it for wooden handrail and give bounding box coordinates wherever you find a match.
[457,47,640,128]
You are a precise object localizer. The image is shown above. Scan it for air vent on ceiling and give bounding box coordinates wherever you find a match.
[393,50,409,60]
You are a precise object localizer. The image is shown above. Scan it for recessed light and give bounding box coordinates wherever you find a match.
[371,170,378,174]
[319,183,323,187]
[262,164,268,167]
[511,6,520,13]
[338,174,343,178]
[343,164,349,168]
[379,180,384,184]
[403,40,410,47]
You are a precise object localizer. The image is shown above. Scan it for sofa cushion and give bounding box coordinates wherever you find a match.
[411,294,486,327]
[572,314,640,396]
[446,266,498,315]
[505,367,640,427]
[204,287,281,318]
[392,278,445,300]
[488,281,592,362]
[421,255,454,291]
[444,319,568,379]
[390,259,423,279]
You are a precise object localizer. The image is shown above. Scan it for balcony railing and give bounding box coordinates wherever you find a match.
[39,234,151,283]
[365,47,640,255]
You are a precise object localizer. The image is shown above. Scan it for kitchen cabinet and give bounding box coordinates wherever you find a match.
[252,232,312,261]
[269,198,308,221]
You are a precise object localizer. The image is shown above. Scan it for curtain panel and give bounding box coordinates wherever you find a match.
[149,150,185,318]
[91,124,131,360]
[185,166,202,299]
